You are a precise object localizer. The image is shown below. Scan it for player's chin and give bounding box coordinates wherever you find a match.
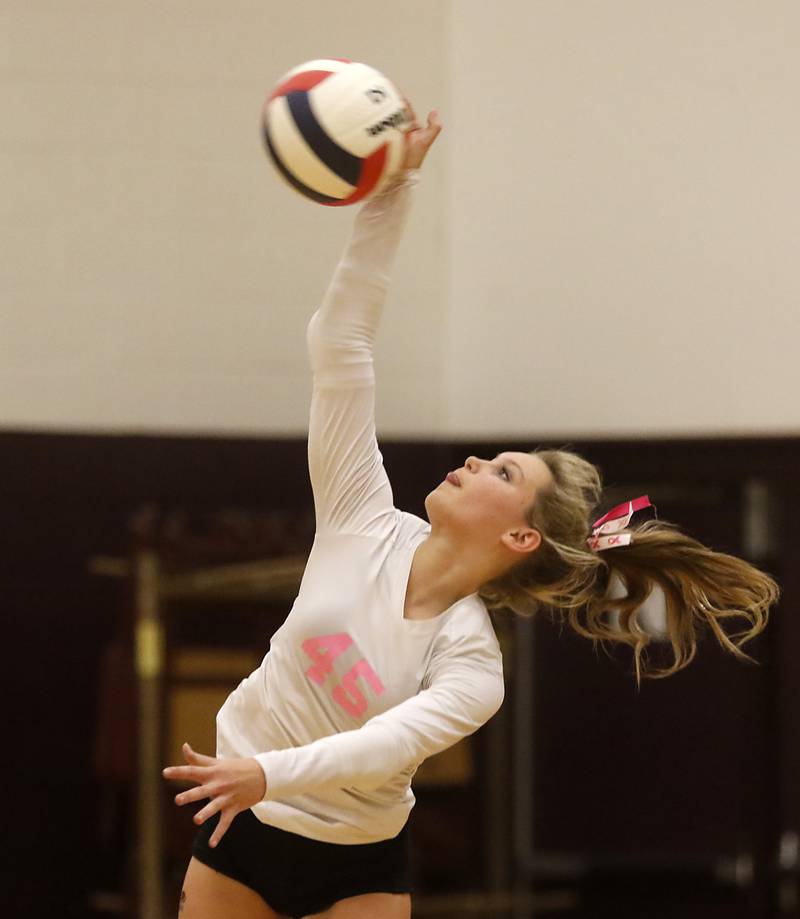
[424,488,440,509]
[424,486,451,517]
[426,489,471,527]
[428,480,457,502]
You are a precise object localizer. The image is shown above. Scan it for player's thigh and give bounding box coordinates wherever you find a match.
[305,891,411,919]
[178,856,287,919]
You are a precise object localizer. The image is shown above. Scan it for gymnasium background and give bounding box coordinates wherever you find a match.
[3,2,799,917]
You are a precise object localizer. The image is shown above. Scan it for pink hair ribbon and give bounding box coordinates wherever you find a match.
[587,495,655,552]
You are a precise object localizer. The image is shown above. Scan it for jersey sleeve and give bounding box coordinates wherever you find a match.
[306,169,421,538]
[253,630,505,799]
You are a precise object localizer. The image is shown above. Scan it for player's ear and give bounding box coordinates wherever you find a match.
[501,527,541,555]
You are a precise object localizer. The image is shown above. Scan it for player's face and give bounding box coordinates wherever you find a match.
[427,451,552,542]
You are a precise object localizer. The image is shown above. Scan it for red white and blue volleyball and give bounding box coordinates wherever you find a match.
[262,59,411,206]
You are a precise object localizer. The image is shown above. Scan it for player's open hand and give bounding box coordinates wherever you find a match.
[401,101,442,171]
[163,742,267,848]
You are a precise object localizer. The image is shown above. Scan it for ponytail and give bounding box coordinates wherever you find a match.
[478,448,780,686]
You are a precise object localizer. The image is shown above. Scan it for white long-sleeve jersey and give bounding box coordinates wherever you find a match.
[215,168,505,845]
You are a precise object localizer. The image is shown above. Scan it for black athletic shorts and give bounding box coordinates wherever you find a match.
[190,808,413,918]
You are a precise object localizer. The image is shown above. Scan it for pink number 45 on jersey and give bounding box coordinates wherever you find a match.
[302,633,385,717]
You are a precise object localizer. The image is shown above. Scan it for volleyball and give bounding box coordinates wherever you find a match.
[262,58,412,206]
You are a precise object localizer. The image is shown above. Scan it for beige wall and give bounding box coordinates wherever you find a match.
[2,2,798,438]
[0,0,448,435]
[445,0,800,439]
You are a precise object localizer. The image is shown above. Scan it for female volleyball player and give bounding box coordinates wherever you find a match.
[163,105,779,919]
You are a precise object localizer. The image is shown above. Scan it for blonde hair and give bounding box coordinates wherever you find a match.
[478,447,780,686]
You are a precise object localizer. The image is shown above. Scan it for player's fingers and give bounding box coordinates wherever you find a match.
[162,764,211,783]
[174,783,213,806]
[209,809,236,849]
[409,111,441,146]
[183,742,216,766]
[425,110,442,138]
[400,93,418,129]
[193,795,226,827]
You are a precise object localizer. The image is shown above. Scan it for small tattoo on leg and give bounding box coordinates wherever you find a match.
[179,889,186,913]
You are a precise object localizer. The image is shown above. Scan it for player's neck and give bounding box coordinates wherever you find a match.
[405,533,512,615]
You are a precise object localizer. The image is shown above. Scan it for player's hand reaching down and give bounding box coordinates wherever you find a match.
[163,742,266,847]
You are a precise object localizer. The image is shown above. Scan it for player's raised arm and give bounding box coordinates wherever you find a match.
[305,110,442,537]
